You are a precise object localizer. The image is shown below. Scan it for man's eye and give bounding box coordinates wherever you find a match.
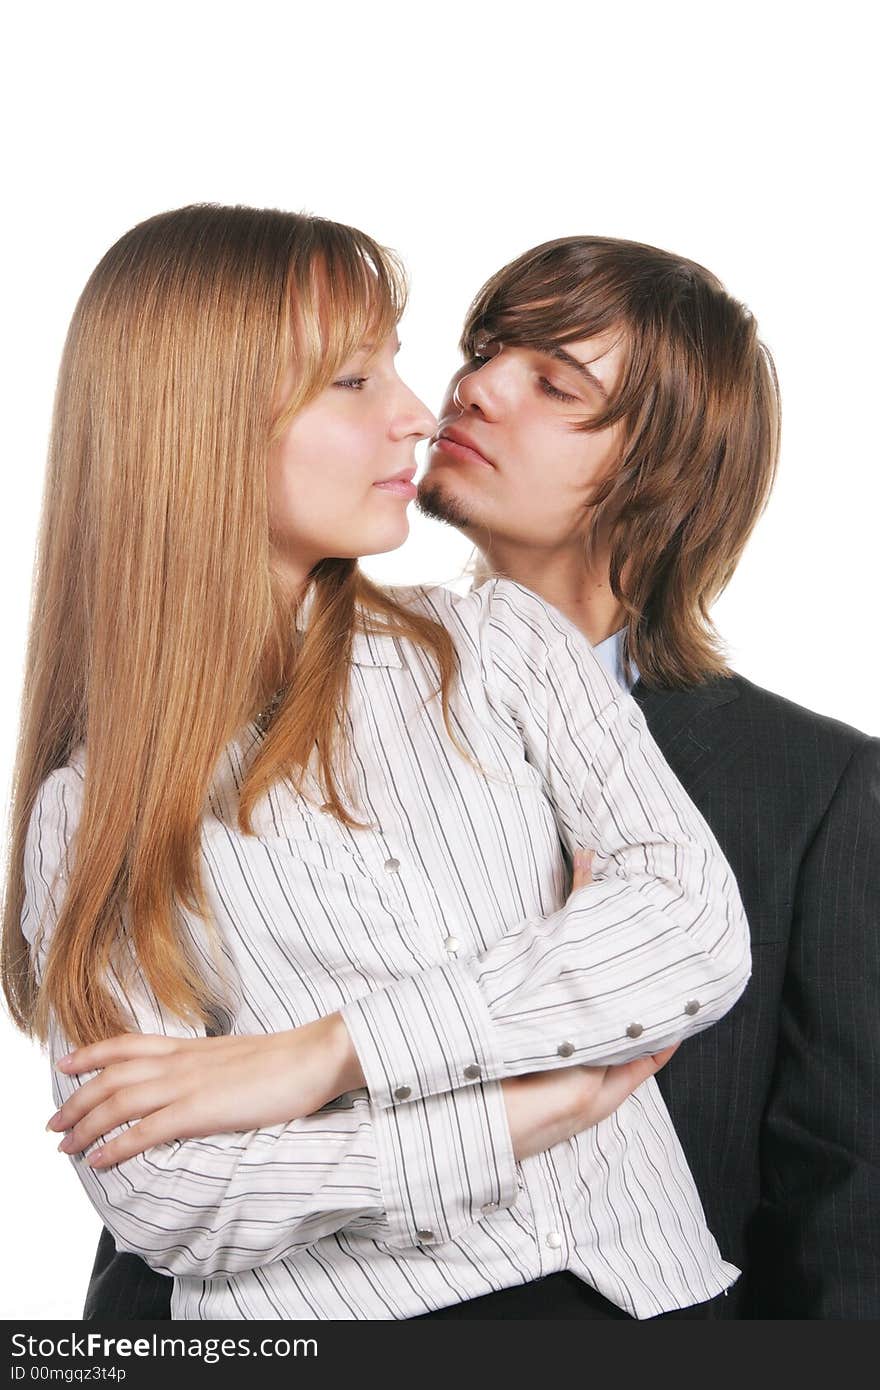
[333,376,368,391]
[539,377,577,403]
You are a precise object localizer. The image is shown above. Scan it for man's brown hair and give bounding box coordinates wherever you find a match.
[461,236,781,689]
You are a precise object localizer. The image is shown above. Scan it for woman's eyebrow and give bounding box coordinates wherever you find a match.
[532,340,609,399]
[357,338,402,355]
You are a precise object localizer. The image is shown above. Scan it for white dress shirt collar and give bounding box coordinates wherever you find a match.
[592,626,640,693]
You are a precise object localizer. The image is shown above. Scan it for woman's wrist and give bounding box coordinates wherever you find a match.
[316,1012,367,1100]
[502,1071,583,1163]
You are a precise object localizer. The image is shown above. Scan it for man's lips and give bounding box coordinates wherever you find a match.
[432,426,495,470]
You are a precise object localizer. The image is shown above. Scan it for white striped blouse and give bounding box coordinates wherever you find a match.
[23,578,750,1320]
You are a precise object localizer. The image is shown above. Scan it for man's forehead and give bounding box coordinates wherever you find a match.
[476,320,622,356]
[557,328,624,361]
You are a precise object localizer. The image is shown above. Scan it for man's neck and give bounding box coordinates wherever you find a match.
[481,543,625,646]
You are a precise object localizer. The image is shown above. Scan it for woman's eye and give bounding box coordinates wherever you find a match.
[539,377,577,403]
[334,376,368,391]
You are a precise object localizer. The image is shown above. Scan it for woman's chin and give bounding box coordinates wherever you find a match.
[361,517,411,558]
[331,523,410,562]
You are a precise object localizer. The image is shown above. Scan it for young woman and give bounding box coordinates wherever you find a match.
[2,205,750,1320]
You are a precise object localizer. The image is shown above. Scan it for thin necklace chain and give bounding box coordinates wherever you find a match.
[254,684,287,734]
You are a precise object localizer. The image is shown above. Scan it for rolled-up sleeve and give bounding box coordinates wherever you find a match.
[342,578,752,1110]
[24,766,518,1275]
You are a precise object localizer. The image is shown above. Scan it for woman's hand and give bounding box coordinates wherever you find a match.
[45,1012,356,1169]
[502,847,678,1162]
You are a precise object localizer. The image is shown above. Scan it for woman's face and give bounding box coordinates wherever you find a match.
[267,331,436,596]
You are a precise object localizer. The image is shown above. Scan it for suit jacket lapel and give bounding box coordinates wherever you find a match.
[631,675,744,786]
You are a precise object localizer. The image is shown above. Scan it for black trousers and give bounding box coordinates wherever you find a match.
[412,1272,723,1320]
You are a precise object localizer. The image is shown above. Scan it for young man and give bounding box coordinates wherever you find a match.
[417,235,879,1318]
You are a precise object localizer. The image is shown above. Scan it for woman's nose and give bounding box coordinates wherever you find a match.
[397,387,437,441]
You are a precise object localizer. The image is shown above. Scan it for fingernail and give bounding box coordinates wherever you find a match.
[87,1149,106,1168]
[57,1136,75,1153]
[46,1115,60,1132]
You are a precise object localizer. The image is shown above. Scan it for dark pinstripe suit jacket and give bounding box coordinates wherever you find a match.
[82,671,880,1319]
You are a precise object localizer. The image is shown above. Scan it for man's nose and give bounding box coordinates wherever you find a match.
[437,368,470,420]
[454,358,506,419]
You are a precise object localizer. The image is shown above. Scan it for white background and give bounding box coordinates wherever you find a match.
[2,0,876,1320]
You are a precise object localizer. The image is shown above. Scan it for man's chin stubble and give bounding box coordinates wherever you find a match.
[416,478,476,532]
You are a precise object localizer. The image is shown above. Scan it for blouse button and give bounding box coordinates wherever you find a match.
[463,1063,482,1081]
[393,1085,412,1101]
[443,935,460,955]
[384,858,401,872]
[557,1041,575,1057]
[625,1022,644,1038]
[684,999,701,1016]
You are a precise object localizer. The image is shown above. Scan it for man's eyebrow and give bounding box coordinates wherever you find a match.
[532,340,609,398]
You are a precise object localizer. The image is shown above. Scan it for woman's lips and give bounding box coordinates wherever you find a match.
[433,435,494,470]
[373,477,417,497]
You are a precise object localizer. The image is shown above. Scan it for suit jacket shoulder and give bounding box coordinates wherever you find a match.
[634,668,875,864]
[727,670,873,753]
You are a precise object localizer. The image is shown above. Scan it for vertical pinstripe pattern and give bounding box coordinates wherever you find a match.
[633,678,880,1318]
[24,578,750,1320]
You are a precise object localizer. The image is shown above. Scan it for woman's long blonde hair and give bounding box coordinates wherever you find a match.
[1,204,458,1048]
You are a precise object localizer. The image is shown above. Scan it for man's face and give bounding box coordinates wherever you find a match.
[418,331,627,553]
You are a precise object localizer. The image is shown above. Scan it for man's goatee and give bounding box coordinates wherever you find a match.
[416,478,473,530]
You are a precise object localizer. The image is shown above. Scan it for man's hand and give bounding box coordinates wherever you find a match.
[501,846,678,1162]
